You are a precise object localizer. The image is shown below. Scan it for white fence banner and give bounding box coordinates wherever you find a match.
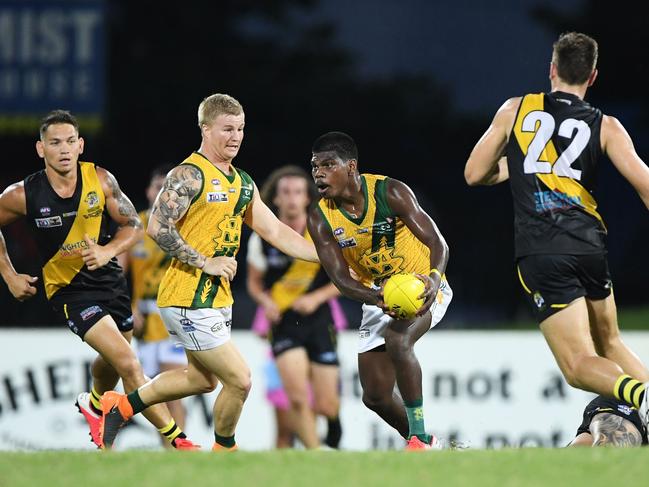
[2,329,648,451]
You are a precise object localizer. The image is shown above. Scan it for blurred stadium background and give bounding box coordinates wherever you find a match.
[1,0,648,451]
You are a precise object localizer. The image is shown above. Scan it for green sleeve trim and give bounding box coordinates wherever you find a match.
[233,168,254,216]
[374,177,394,220]
[316,204,334,234]
[371,178,396,252]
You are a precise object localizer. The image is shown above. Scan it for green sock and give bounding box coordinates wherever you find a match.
[214,433,236,448]
[404,398,430,443]
[126,389,148,415]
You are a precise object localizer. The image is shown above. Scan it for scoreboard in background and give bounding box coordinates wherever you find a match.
[0,0,104,133]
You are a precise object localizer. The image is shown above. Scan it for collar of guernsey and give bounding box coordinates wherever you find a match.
[42,162,105,299]
[156,152,254,309]
[316,173,431,287]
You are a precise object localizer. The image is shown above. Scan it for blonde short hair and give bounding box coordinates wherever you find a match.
[197,93,243,127]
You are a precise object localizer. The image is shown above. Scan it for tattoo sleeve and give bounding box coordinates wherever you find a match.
[591,412,643,447]
[105,171,142,229]
[150,165,204,267]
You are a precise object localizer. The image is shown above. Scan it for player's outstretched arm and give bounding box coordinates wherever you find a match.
[601,115,649,210]
[87,167,143,270]
[307,206,381,306]
[0,182,38,300]
[292,282,341,316]
[245,185,318,263]
[590,412,643,447]
[464,97,519,186]
[147,164,237,280]
[385,178,448,315]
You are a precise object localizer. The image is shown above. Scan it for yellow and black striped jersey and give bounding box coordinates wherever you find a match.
[506,91,606,257]
[248,230,329,313]
[157,152,254,309]
[23,162,128,301]
[317,174,430,286]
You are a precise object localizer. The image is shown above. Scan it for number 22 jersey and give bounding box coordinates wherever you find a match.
[506,91,605,257]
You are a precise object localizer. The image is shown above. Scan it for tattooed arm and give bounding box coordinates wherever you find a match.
[147,164,237,280]
[590,412,643,447]
[85,167,143,270]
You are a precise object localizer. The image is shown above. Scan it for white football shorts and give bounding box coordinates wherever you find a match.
[137,338,188,377]
[160,306,232,351]
[358,279,453,353]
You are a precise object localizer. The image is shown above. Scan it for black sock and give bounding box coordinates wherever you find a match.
[325,417,342,449]
[170,432,187,447]
[214,433,236,448]
[126,389,148,414]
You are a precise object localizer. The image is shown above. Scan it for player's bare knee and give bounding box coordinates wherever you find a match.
[288,392,310,411]
[115,356,143,382]
[362,391,387,410]
[385,339,413,361]
[241,375,252,398]
[195,376,219,394]
[225,372,251,400]
[315,399,339,418]
[598,335,623,356]
[564,357,593,389]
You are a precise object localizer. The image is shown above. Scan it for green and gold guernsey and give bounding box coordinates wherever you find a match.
[157,152,254,309]
[506,91,606,257]
[317,174,431,287]
[23,162,128,301]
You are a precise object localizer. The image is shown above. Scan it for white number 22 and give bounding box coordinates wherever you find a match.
[522,111,591,180]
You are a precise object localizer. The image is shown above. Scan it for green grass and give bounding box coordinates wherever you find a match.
[0,449,645,487]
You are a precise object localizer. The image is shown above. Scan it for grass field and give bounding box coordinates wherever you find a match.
[0,448,644,487]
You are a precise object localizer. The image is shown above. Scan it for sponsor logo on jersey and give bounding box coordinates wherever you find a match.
[35,216,63,228]
[63,211,77,218]
[80,305,102,321]
[533,291,545,309]
[338,237,357,249]
[39,207,51,215]
[241,184,253,198]
[359,329,370,339]
[356,227,369,234]
[373,221,394,232]
[207,192,229,203]
[59,237,96,257]
[228,188,236,193]
[534,190,582,213]
[85,191,99,208]
[333,227,345,236]
[211,178,221,186]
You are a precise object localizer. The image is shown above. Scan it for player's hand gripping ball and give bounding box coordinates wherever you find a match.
[382,273,425,320]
